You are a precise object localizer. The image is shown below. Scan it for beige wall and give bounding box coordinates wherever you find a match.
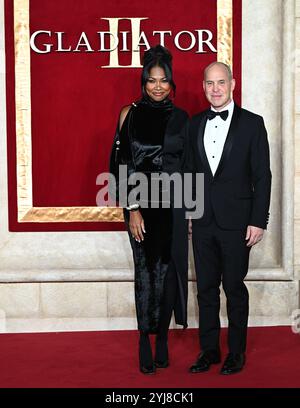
[295,0,300,276]
[0,0,299,332]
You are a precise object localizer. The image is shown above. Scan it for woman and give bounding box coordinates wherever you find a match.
[110,45,189,374]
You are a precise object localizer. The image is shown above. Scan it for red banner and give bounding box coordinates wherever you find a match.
[5,0,241,231]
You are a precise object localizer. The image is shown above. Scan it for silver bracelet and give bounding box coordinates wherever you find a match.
[126,203,140,211]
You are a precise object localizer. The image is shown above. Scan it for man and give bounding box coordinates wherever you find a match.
[185,62,271,375]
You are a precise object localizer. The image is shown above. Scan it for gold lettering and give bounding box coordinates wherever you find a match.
[101,17,148,68]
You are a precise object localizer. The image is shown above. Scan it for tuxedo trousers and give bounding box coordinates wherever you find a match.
[192,218,251,353]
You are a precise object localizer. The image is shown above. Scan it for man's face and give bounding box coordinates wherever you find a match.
[203,65,235,110]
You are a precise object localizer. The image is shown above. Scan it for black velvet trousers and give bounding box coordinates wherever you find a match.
[124,208,177,334]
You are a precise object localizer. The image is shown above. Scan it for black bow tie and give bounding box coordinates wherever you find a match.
[207,109,229,121]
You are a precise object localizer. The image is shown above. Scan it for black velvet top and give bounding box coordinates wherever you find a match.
[129,97,173,173]
[109,96,189,202]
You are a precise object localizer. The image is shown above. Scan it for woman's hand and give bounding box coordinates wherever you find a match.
[129,210,146,242]
[188,217,192,240]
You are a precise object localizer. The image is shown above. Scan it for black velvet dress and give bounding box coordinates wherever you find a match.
[110,97,189,334]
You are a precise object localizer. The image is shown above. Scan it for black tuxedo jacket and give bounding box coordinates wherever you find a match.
[184,104,272,230]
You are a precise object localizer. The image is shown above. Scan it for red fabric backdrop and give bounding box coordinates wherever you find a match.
[5,0,242,231]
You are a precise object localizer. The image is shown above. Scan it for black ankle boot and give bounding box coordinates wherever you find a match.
[139,332,156,374]
[155,336,169,368]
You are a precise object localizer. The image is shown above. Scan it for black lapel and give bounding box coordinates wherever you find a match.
[196,110,214,179]
[214,104,241,179]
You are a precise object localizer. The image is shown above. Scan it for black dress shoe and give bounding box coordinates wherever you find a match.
[140,364,156,374]
[154,359,169,368]
[189,350,221,373]
[220,353,245,375]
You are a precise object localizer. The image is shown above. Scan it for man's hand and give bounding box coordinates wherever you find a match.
[129,210,145,242]
[245,226,264,247]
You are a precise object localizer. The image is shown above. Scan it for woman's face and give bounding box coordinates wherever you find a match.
[145,66,172,102]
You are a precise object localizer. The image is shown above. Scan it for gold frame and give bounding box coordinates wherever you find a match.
[14,0,233,223]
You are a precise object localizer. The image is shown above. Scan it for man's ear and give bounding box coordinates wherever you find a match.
[231,78,236,92]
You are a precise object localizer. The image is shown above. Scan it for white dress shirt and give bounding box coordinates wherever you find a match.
[203,100,235,176]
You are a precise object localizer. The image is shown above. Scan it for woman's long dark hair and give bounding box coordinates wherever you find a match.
[141,45,176,96]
